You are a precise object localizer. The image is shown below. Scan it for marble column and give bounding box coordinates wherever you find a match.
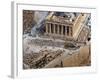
[57,24,59,34]
[46,23,48,33]
[65,26,67,36]
[61,25,63,35]
[69,27,71,36]
[53,24,55,34]
[49,23,51,34]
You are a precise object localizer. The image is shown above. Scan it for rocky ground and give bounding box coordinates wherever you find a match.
[23,36,91,69]
[23,49,65,69]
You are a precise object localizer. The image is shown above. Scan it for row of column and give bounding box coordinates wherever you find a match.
[45,23,72,36]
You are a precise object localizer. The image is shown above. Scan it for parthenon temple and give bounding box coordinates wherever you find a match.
[45,12,88,40]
